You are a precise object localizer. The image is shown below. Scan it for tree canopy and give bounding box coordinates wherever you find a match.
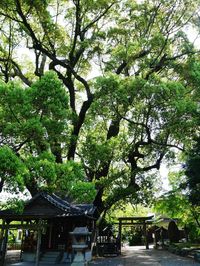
[154,135,200,240]
[184,137,200,206]
[0,0,199,215]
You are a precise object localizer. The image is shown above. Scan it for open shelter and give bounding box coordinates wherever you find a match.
[0,192,98,266]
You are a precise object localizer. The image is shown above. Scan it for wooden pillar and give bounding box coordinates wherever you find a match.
[95,222,99,257]
[48,222,53,249]
[0,220,8,266]
[143,222,149,250]
[20,221,24,261]
[35,220,42,266]
[90,220,95,244]
[91,220,96,255]
[0,220,5,253]
[118,220,122,254]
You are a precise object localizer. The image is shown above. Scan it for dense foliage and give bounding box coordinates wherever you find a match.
[154,137,200,241]
[185,137,200,206]
[0,0,199,214]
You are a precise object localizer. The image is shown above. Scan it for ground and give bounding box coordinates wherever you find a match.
[89,245,200,266]
[5,245,200,266]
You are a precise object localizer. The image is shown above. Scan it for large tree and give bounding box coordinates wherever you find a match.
[0,0,199,215]
[184,136,200,206]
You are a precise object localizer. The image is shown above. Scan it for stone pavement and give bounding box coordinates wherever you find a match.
[5,246,200,266]
[89,246,200,266]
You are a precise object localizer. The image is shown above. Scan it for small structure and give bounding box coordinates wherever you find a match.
[96,216,154,257]
[70,227,91,265]
[117,216,154,253]
[0,192,97,266]
[153,217,182,248]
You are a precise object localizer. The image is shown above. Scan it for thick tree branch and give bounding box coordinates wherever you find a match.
[15,0,40,46]
[0,57,32,86]
[71,70,92,99]
[144,2,162,37]
[0,11,22,23]
[116,49,150,75]
[49,62,76,112]
[50,141,62,163]
[34,51,46,77]
[140,152,165,171]
[82,2,115,34]
[107,118,120,139]
[0,178,5,193]
[151,139,184,151]
[93,188,104,212]
[67,97,94,160]
[12,61,32,86]
[93,118,121,212]
[14,138,30,153]
[69,0,82,61]
[15,0,61,64]
[39,54,46,76]
[104,185,139,210]
[146,50,200,79]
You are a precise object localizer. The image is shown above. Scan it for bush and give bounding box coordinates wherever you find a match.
[128,229,143,245]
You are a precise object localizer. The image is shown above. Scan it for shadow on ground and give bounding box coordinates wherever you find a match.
[89,245,200,266]
[5,245,200,266]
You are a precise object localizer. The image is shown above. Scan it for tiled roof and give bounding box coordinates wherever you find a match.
[0,192,96,220]
[75,203,96,216]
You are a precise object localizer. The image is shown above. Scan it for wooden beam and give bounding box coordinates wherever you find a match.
[0,224,46,230]
[118,215,154,221]
[114,222,152,226]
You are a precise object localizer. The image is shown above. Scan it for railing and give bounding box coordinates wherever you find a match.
[97,236,120,256]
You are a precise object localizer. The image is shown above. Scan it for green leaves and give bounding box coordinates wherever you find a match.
[30,72,69,119]
[0,146,25,192]
[184,137,200,206]
[1,198,25,214]
[0,0,199,213]
[69,181,96,203]
[0,71,97,202]
[55,161,96,203]
[0,71,70,151]
[24,151,56,185]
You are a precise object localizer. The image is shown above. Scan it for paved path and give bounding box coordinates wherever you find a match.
[89,246,200,266]
[5,246,200,266]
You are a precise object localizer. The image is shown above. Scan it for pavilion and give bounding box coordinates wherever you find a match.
[0,192,98,266]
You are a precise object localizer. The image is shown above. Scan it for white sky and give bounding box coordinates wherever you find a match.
[159,164,170,191]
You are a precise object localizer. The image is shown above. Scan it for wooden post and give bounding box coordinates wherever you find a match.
[160,227,164,248]
[0,220,8,266]
[48,222,53,249]
[91,220,96,256]
[20,221,24,261]
[35,220,42,266]
[118,220,122,254]
[0,220,5,253]
[143,222,149,250]
[95,223,99,257]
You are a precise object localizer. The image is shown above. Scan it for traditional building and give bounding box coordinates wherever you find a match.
[0,192,98,265]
